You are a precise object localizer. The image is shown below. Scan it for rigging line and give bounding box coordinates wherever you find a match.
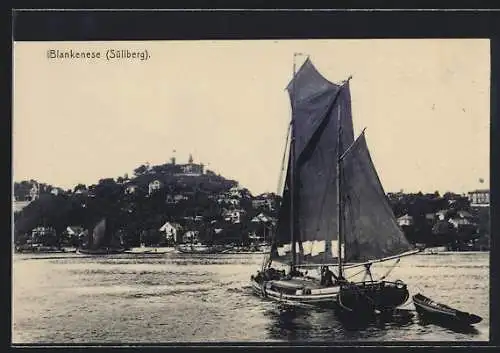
[276,122,292,196]
[346,267,367,279]
[342,249,421,270]
[378,258,401,280]
[339,128,367,162]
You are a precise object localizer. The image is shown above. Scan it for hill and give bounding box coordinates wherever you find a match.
[13,163,279,247]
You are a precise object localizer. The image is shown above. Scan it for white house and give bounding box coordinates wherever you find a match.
[125,184,138,194]
[222,208,246,224]
[457,210,473,219]
[66,226,85,236]
[148,179,163,195]
[448,217,473,229]
[251,212,271,224]
[166,194,189,204]
[396,214,413,227]
[13,200,31,213]
[159,222,182,243]
[29,183,39,201]
[436,209,449,221]
[30,226,56,245]
[252,199,267,209]
[183,230,200,243]
[252,193,276,210]
[425,213,436,224]
[228,186,242,198]
[165,194,175,204]
[228,198,240,206]
[448,210,475,229]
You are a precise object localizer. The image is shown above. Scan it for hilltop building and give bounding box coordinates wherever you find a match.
[468,189,489,207]
[170,153,205,176]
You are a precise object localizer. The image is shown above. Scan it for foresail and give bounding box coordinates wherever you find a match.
[341,134,413,262]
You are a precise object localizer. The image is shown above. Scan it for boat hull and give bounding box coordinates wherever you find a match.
[221,249,270,254]
[337,280,410,314]
[250,276,339,308]
[176,245,225,254]
[413,293,482,326]
[76,248,126,255]
[125,247,176,254]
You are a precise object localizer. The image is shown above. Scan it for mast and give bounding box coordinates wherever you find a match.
[290,53,298,270]
[336,76,352,278]
[336,97,343,279]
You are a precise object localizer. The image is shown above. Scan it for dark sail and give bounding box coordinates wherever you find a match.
[341,133,413,262]
[286,58,342,159]
[272,58,355,264]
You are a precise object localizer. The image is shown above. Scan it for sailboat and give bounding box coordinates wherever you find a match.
[76,218,126,255]
[250,55,420,313]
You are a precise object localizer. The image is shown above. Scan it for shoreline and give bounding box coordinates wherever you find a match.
[13,249,490,256]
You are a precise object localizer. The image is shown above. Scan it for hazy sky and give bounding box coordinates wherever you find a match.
[13,39,490,195]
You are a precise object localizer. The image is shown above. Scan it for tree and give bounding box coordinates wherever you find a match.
[74,184,87,192]
[134,164,148,176]
[152,165,165,174]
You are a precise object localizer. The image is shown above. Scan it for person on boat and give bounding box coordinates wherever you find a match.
[289,268,304,277]
[322,266,337,287]
[263,267,283,280]
[254,270,264,283]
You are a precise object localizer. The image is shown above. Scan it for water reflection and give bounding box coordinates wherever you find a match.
[416,316,480,336]
[264,305,420,342]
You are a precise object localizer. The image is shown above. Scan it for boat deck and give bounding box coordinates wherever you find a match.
[270,277,324,290]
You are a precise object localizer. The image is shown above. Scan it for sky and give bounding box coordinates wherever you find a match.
[13,39,490,196]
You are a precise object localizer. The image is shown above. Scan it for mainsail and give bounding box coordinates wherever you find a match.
[273,58,354,264]
[271,57,413,267]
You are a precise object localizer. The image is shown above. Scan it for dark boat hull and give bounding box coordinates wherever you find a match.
[337,280,410,315]
[76,248,125,255]
[413,293,482,326]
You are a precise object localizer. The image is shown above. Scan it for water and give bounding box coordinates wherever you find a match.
[12,252,489,344]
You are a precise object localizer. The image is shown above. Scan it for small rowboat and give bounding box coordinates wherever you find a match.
[413,293,482,326]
